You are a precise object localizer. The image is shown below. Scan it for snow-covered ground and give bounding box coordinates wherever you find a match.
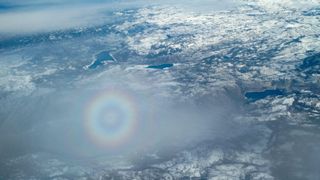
[0,0,319,179]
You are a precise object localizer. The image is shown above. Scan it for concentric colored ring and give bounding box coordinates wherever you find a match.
[84,89,138,148]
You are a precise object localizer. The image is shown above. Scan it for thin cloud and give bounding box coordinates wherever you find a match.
[0,5,110,36]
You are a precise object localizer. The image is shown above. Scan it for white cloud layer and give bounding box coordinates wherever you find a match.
[0,4,110,35]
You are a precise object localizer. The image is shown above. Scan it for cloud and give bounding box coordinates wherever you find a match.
[0,4,111,36]
[0,65,241,159]
[0,0,237,36]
